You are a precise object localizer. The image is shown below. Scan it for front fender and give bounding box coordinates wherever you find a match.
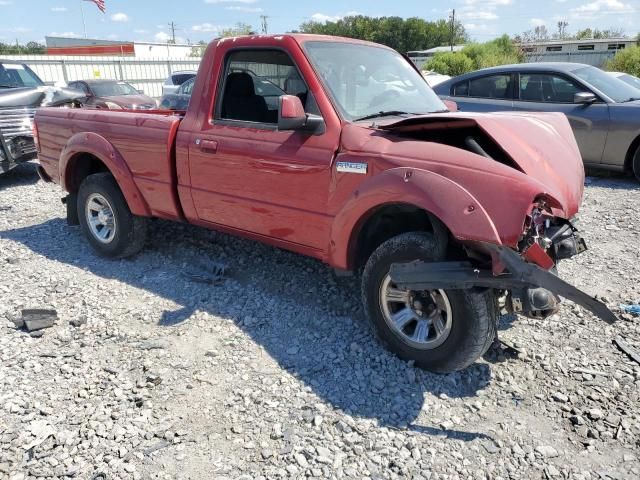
[60,132,151,217]
[329,167,501,270]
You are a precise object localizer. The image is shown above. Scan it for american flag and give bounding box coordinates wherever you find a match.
[84,0,106,13]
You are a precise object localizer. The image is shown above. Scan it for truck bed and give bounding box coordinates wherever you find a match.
[37,107,184,219]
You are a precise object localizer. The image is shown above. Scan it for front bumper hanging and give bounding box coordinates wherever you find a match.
[389,244,617,324]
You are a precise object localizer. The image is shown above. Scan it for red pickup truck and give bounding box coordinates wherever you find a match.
[35,34,616,373]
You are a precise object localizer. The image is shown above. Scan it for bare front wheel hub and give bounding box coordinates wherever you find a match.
[380,274,452,350]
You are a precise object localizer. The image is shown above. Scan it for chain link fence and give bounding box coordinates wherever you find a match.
[1,55,202,97]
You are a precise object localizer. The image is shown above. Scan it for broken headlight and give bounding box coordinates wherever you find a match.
[519,201,586,261]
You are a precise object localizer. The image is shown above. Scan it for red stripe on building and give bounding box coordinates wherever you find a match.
[47,44,135,56]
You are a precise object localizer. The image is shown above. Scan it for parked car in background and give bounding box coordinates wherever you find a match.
[434,63,640,181]
[162,70,197,96]
[0,61,85,174]
[67,80,157,110]
[606,71,640,91]
[159,77,194,111]
[0,61,42,173]
[422,71,450,87]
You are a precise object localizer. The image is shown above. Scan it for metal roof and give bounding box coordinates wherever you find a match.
[407,45,466,54]
[516,37,633,46]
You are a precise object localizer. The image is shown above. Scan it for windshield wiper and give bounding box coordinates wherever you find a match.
[622,97,640,103]
[354,111,414,122]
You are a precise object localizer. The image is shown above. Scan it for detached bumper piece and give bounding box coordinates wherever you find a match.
[389,244,617,324]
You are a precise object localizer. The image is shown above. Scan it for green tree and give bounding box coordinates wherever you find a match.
[190,40,207,58]
[0,41,45,54]
[220,22,254,38]
[299,15,467,52]
[605,45,640,76]
[426,35,523,75]
[426,52,474,76]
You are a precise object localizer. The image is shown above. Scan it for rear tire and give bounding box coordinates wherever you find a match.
[77,173,147,258]
[361,232,496,373]
[633,146,640,183]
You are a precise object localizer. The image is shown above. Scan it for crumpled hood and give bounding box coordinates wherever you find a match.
[0,86,87,108]
[375,111,585,216]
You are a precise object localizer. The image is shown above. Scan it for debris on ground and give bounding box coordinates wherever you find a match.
[181,261,228,285]
[620,304,640,315]
[613,335,640,365]
[69,315,87,327]
[21,308,58,332]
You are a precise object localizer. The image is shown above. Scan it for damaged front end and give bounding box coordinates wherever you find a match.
[0,86,86,174]
[389,205,617,324]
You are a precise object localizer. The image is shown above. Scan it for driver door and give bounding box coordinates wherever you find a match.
[187,48,339,252]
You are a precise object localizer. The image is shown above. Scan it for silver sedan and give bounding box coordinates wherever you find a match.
[433,63,640,181]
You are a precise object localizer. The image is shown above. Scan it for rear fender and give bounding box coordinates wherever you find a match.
[330,167,501,270]
[60,132,151,217]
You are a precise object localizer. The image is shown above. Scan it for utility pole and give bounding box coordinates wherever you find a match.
[80,0,88,39]
[557,20,568,39]
[260,15,269,34]
[449,9,456,52]
[168,21,177,44]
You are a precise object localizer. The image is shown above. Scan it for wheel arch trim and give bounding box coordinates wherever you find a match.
[329,167,501,270]
[59,132,151,217]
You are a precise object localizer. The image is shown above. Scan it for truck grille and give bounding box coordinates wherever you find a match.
[0,107,37,156]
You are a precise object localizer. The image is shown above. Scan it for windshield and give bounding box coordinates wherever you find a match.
[91,81,139,97]
[573,66,640,103]
[0,63,44,88]
[304,41,446,121]
[617,73,640,92]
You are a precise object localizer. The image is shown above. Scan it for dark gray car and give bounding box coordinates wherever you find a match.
[433,63,640,180]
[159,76,194,111]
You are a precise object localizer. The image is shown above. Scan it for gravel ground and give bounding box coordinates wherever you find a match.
[1,162,639,480]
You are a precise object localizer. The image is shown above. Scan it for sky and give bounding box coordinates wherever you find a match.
[0,0,638,45]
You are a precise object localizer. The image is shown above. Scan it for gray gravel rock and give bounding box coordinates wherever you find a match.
[0,165,638,479]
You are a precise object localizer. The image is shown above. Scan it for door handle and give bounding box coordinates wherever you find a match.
[195,138,218,153]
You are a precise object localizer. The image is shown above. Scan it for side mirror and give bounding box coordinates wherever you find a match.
[443,99,458,112]
[574,92,597,104]
[277,95,324,133]
[137,89,145,95]
[278,95,306,130]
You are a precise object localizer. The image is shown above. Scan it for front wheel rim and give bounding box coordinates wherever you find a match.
[379,274,452,350]
[85,193,117,244]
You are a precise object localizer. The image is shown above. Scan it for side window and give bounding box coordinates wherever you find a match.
[179,78,194,95]
[452,81,468,96]
[70,82,89,95]
[217,49,318,124]
[468,74,512,99]
[519,73,581,103]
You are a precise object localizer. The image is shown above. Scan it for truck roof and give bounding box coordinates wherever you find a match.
[213,33,395,51]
